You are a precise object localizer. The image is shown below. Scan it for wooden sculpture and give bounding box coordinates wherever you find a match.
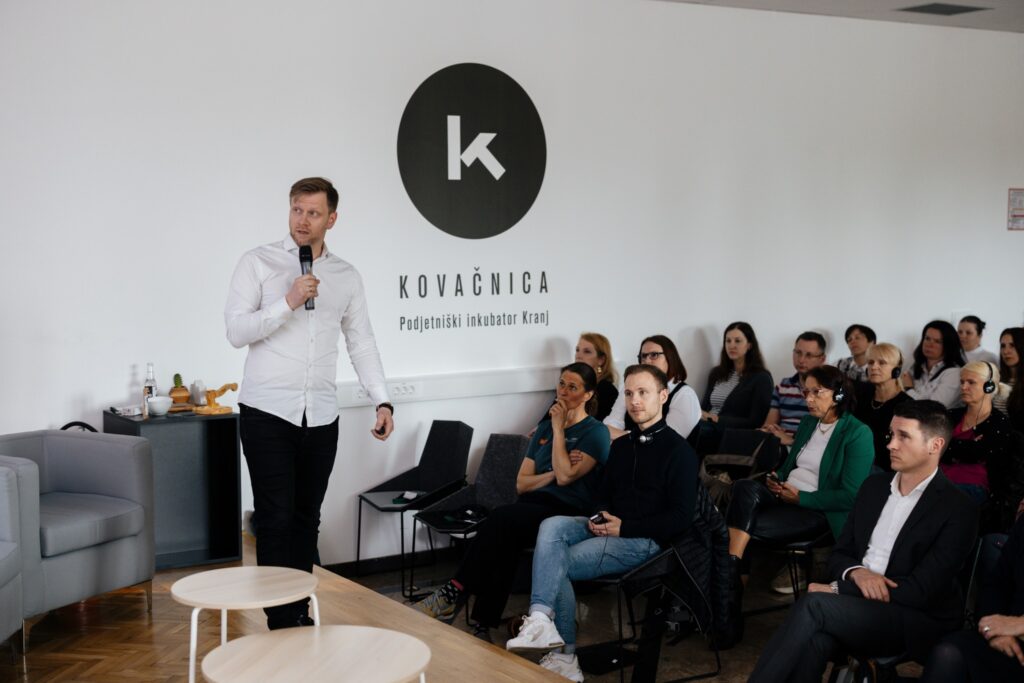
[193,383,238,415]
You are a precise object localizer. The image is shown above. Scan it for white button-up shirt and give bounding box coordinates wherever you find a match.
[225,235,389,427]
[845,468,938,578]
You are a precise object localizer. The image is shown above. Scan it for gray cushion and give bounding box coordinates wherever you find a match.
[39,492,144,558]
[0,541,17,585]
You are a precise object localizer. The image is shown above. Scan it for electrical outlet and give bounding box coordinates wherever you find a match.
[387,381,423,399]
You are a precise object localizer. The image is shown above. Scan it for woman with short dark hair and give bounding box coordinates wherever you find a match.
[904,320,965,408]
[959,316,999,365]
[836,324,876,384]
[724,366,874,624]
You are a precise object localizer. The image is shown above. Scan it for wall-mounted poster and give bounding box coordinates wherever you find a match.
[1010,188,1024,231]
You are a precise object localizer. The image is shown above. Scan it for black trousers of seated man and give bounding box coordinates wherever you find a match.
[454,490,581,628]
[748,592,958,683]
[240,404,338,628]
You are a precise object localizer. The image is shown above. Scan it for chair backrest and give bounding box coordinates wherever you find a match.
[473,434,529,510]
[718,428,781,474]
[416,420,474,492]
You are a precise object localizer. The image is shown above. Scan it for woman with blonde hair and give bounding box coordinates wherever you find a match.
[853,343,912,471]
[941,361,1014,506]
[536,333,619,425]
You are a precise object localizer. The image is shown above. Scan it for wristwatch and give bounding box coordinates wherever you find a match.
[376,402,394,415]
[829,581,839,594]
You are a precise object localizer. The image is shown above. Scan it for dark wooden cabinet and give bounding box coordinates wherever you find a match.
[103,410,241,569]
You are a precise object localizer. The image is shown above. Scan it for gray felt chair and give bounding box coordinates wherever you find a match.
[0,430,154,652]
[0,464,22,648]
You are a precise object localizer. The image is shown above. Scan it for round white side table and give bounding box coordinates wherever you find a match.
[171,566,319,683]
[202,624,431,683]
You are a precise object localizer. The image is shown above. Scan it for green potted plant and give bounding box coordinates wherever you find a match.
[169,373,191,404]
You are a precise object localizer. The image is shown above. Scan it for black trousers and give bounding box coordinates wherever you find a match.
[454,491,581,627]
[240,404,339,626]
[749,592,955,683]
[727,478,830,543]
[921,629,1024,682]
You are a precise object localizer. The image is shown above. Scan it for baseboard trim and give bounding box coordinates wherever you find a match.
[326,545,461,579]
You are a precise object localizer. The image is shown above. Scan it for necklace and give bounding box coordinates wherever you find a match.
[817,419,837,435]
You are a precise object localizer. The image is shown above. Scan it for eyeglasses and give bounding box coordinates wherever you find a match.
[792,350,824,360]
[637,351,665,362]
[800,387,832,398]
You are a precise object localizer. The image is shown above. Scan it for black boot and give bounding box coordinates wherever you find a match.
[715,555,745,649]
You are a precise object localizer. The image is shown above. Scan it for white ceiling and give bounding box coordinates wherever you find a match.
[657,0,1024,32]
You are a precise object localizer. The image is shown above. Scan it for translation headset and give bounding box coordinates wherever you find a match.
[983,361,997,395]
[892,352,904,381]
[636,425,668,444]
[833,383,846,404]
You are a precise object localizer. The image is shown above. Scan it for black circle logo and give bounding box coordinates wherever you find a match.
[397,63,546,240]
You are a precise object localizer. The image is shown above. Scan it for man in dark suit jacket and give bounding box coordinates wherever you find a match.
[749,400,979,682]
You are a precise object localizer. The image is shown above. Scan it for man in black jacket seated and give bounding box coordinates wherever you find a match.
[504,364,699,682]
[749,400,979,682]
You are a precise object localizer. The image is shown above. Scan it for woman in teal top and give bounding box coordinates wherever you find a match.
[723,366,873,626]
[415,362,612,638]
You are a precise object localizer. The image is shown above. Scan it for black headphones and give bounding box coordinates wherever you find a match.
[983,361,997,395]
[635,425,667,445]
[892,351,904,381]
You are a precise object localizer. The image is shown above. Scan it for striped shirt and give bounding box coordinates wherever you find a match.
[770,373,808,436]
[708,371,741,415]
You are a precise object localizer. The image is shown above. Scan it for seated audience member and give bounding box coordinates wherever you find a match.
[748,400,979,682]
[604,335,700,442]
[942,361,1013,506]
[416,363,612,638]
[1009,381,1024,434]
[538,333,619,424]
[996,327,1024,415]
[505,365,698,681]
[726,366,873,623]
[959,315,999,365]
[904,320,965,409]
[921,515,1024,683]
[760,331,828,442]
[692,322,773,453]
[853,342,912,472]
[836,324,876,384]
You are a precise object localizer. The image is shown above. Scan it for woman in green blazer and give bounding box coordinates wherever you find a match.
[723,366,874,625]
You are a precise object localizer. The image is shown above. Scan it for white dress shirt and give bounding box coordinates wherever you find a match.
[603,380,701,440]
[225,235,389,427]
[843,468,938,579]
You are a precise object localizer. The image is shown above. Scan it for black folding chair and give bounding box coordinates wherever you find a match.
[409,433,529,597]
[355,420,473,598]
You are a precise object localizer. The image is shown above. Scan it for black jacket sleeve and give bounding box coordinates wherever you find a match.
[716,371,774,429]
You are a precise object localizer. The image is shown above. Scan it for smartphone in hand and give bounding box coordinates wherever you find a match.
[589,512,608,525]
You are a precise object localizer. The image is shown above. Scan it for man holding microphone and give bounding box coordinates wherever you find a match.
[225,177,393,629]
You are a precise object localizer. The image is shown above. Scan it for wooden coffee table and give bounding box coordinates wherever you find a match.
[171,566,320,683]
[202,625,431,683]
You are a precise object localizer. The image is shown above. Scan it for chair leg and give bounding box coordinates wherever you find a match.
[356,498,364,577]
[16,614,45,654]
[407,515,417,600]
[140,579,153,613]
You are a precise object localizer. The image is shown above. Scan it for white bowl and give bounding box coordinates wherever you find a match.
[148,396,172,416]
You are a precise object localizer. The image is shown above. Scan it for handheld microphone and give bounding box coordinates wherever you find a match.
[298,245,314,311]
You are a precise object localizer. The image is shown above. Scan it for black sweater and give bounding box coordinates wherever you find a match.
[592,419,698,545]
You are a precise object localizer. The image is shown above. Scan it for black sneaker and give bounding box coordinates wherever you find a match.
[471,624,493,643]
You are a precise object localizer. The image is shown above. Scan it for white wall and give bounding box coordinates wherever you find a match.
[1,0,1022,563]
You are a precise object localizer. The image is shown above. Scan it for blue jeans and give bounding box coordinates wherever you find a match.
[529,516,661,651]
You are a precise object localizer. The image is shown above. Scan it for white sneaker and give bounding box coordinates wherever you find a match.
[771,565,806,595]
[539,652,584,682]
[505,613,565,652]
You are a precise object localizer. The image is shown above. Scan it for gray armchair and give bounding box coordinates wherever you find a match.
[0,465,21,647]
[0,430,154,651]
